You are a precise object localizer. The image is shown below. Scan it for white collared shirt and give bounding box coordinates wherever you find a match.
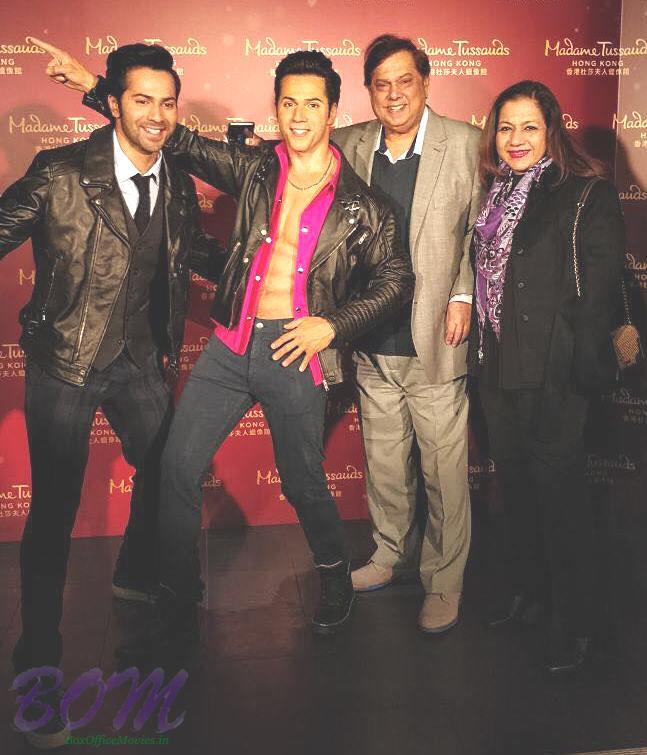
[373,107,472,305]
[374,107,428,164]
[112,131,162,218]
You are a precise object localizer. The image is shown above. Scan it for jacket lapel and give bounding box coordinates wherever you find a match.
[80,125,130,248]
[162,155,185,260]
[309,157,362,271]
[513,173,555,244]
[409,108,447,251]
[347,121,380,184]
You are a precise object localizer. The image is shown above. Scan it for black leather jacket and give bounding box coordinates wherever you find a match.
[0,125,223,385]
[167,128,414,384]
[83,83,414,385]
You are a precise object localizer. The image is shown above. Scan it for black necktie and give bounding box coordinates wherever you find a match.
[131,174,152,234]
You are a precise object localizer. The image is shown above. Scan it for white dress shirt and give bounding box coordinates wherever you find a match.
[112,131,162,218]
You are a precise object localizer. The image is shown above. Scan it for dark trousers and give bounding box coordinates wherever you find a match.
[16,352,172,670]
[479,383,594,639]
[158,321,347,600]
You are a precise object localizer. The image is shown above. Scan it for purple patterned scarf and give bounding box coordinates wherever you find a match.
[473,156,553,361]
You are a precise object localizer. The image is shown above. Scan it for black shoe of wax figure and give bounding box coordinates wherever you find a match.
[115,585,199,669]
[312,561,355,635]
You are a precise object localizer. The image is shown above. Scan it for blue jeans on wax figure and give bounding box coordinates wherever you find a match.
[158,318,348,601]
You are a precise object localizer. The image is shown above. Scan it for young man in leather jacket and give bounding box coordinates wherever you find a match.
[47,44,414,659]
[0,43,222,717]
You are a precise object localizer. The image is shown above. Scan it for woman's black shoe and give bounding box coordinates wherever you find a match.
[488,594,544,627]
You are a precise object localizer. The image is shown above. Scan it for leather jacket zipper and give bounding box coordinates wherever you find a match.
[307,224,357,389]
[39,255,61,323]
[308,225,355,276]
[315,352,329,391]
[73,217,103,361]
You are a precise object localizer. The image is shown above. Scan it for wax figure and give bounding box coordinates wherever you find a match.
[0,41,223,748]
[471,80,624,672]
[332,35,482,633]
[51,46,415,663]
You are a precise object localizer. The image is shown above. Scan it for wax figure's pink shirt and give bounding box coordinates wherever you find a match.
[214,142,342,386]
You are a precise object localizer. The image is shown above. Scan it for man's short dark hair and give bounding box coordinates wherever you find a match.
[274,51,341,107]
[363,35,430,87]
[105,43,181,101]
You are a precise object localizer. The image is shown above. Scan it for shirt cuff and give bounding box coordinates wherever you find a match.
[449,294,473,304]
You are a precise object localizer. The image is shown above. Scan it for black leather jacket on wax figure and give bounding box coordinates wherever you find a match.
[0,125,224,386]
[83,80,415,386]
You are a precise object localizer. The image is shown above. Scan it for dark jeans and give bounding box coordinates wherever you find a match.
[158,321,347,600]
[16,352,172,670]
[479,383,594,639]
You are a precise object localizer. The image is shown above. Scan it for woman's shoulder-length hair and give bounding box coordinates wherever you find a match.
[479,80,607,188]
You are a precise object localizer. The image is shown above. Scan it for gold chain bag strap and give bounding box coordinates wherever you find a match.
[572,177,642,370]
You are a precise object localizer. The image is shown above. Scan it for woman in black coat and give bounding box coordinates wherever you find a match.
[470,80,625,672]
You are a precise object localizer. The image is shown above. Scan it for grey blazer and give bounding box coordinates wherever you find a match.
[333,106,482,384]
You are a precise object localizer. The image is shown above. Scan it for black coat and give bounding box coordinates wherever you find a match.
[468,168,625,394]
[0,125,223,385]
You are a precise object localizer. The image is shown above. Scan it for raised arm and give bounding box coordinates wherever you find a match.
[28,37,99,93]
[29,36,263,198]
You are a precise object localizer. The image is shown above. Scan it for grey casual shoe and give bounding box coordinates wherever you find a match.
[351,561,394,592]
[418,592,461,634]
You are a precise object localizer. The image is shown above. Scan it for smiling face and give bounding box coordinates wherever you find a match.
[367,49,429,138]
[495,96,548,174]
[108,66,178,166]
[276,74,337,156]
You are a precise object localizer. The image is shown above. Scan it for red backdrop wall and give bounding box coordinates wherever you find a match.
[0,0,645,542]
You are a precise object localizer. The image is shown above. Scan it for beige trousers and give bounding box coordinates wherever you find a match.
[354,352,471,594]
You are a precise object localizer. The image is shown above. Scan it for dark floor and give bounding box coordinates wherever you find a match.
[2,515,647,755]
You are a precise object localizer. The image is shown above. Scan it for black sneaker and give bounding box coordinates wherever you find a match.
[312,561,355,636]
[12,679,70,750]
[116,585,199,668]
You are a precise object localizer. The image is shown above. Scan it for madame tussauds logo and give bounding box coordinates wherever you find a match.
[181,336,210,354]
[0,342,23,360]
[613,112,647,130]
[257,465,364,486]
[85,36,207,56]
[0,39,46,55]
[562,113,579,130]
[0,484,31,503]
[626,253,647,288]
[545,37,647,57]
[417,38,510,57]
[619,185,647,201]
[181,114,227,136]
[0,483,30,518]
[245,38,361,57]
[8,114,102,135]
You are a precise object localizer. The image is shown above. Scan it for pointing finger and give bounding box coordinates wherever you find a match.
[27,36,69,62]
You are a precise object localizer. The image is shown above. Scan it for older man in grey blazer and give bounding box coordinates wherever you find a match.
[333,34,482,633]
